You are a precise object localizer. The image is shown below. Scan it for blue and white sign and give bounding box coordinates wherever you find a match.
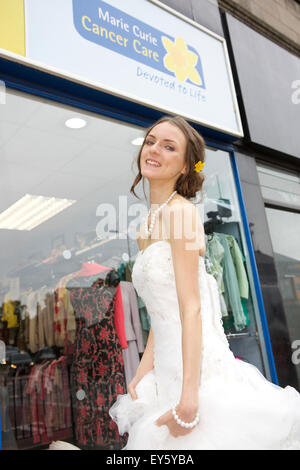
[24,0,243,136]
[73,0,206,89]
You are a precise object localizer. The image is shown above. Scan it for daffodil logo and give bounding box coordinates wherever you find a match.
[162,36,203,86]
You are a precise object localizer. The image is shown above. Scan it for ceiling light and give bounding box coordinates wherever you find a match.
[131,137,144,146]
[0,194,76,231]
[65,118,87,129]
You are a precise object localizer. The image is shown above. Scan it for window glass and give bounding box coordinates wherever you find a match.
[0,89,144,450]
[257,162,300,211]
[257,162,300,389]
[201,148,270,377]
[264,208,300,389]
[0,89,269,449]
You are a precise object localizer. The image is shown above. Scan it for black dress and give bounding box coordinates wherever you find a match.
[67,275,127,449]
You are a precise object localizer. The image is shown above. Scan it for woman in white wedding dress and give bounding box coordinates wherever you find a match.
[50,115,300,451]
[108,115,300,450]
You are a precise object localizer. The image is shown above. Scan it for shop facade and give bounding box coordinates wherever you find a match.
[0,0,281,450]
[221,9,300,392]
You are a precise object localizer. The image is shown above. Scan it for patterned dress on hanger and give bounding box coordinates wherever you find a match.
[67,275,127,448]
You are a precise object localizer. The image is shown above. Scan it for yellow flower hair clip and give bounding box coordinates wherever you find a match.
[194,161,205,173]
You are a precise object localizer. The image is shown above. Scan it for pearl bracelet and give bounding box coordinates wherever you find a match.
[171,404,200,429]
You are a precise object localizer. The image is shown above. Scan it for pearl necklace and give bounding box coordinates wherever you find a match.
[144,190,177,238]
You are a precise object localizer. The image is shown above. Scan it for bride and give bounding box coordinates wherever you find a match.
[50,115,300,450]
[108,115,300,450]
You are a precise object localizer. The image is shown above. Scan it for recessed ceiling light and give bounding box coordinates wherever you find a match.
[0,194,76,231]
[131,137,144,146]
[65,118,87,129]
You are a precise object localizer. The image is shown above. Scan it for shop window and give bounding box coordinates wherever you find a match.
[0,88,143,450]
[257,162,300,390]
[0,88,268,449]
[201,148,269,377]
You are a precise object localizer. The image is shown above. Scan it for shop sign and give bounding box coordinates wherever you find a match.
[21,0,243,136]
[73,1,206,90]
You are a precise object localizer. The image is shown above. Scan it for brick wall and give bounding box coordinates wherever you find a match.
[218,0,300,57]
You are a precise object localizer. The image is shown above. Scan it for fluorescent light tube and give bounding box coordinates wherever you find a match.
[0,194,76,230]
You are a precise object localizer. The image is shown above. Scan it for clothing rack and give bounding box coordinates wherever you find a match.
[226,332,250,339]
[0,356,73,450]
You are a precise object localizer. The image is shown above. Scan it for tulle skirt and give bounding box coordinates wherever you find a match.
[109,361,300,450]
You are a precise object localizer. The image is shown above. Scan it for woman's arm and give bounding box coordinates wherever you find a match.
[156,202,204,435]
[128,229,155,400]
[170,202,203,420]
[180,303,202,417]
[128,327,154,401]
[135,326,154,379]
[135,226,155,378]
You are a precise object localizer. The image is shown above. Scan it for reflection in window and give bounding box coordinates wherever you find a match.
[265,207,300,389]
[199,148,269,377]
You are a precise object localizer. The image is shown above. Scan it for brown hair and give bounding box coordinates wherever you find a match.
[130,115,206,201]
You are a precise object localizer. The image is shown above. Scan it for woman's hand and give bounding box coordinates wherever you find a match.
[127,375,142,401]
[128,327,154,401]
[155,403,198,438]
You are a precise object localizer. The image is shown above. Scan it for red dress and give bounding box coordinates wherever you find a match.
[67,275,127,449]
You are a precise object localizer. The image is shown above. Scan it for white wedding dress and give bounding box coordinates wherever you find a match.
[109,240,300,450]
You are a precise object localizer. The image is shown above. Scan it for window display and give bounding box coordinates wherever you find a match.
[201,149,269,375]
[0,89,268,449]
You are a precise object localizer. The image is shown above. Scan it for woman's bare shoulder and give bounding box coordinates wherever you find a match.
[166,196,205,255]
[169,194,193,208]
[167,195,200,220]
